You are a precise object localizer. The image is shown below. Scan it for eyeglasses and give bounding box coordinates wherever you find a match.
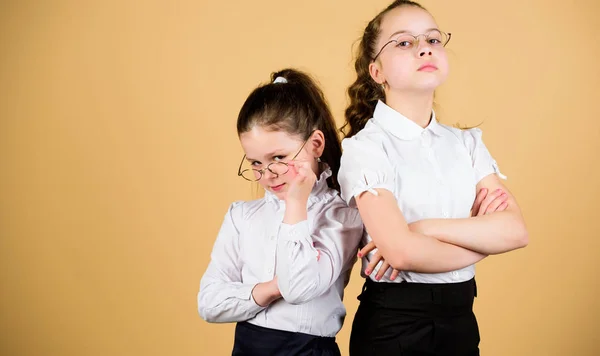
[237,132,314,182]
[372,29,451,61]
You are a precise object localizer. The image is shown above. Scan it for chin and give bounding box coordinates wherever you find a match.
[408,82,443,93]
[420,75,447,88]
[273,191,287,200]
[265,186,287,200]
[394,79,445,94]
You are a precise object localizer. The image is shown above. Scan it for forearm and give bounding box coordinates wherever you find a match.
[415,211,529,254]
[283,200,307,225]
[386,232,486,272]
[357,189,485,272]
[197,279,266,323]
[276,221,333,304]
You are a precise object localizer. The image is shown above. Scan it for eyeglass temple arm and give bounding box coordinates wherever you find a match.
[373,40,396,61]
[237,154,247,176]
[289,130,317,161]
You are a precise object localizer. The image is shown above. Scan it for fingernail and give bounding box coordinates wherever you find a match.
[365,269,371,275]
[357,252,362,257]
[496,189,503,193]
[376,275,381,280]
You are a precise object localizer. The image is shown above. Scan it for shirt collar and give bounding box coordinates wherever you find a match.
[372,100,445,140]
[264,163,334,206]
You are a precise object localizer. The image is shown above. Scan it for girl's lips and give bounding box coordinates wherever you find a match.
[271,183,286,191]
[418,63,438,71]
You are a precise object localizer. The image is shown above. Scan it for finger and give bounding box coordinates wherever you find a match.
[287,161,308,174]
[290,159,313,172]
[286,163,298,178]
[485,193,507,215]
[296,166,313,180]
[390,269,400,280]
[364,252,382,276]
[357,241,376,258]
[471,188,488,216]
[477,189,504,216]
[375,261,390,280]
[288,160,309,170]
[294,168,307,181]
[484,193,506,214]
[497,201,508,212]
[290,166,311,184]
[471,190,485,216]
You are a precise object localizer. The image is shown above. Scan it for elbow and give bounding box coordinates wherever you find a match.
[499,224,529,253]
[387,248,413,271]
[509,220,529,250]
[197,294,219,323]
[197,305,214,323]
[389,258,408,271]
[510,214,529,250]
[281,294,310,305]
[278,280,317,305]
[198,305,227,323]
[514,225,529,249]
[197,301,213,323]
[198,310,215,323]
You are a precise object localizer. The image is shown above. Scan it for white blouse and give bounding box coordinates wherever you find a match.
[198,167,363,337]
[339,100,505,284]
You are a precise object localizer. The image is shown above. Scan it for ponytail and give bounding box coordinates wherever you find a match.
[237,68,342,191]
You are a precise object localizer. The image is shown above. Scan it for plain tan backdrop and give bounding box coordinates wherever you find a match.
[1,0,599,355]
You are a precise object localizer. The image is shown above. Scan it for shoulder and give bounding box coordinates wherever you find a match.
[227,198,270,223]
[341,122,392,168]
[313,192,363,226]
[341,121,387,152]
[435,123,487,148]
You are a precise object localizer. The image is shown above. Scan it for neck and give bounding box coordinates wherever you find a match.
[384,90,434,128]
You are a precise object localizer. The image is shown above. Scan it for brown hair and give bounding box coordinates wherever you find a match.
[341,0,426,138]
[237,68,342,191]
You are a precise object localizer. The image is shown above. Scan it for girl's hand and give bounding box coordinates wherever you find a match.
[282,160,316,225]
[471,188,509,216]
[284,160,317,205]
[251,277,281,307]
[358,241,400,281]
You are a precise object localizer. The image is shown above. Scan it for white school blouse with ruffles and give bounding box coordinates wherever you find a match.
[198,166,363,337]
[338,100,506,284]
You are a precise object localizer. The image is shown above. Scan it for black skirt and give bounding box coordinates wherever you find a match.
[350,278,480,356]
[232,321,341,356]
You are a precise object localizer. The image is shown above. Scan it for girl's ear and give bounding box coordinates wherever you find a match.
[369,61,386,85]
[309,130,325,158]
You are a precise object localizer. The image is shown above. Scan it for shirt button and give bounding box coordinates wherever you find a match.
[267,268,273,274]
[443,211,449,218]
[452,271,459,279]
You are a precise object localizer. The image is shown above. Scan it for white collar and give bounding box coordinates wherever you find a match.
[372,100,446,140]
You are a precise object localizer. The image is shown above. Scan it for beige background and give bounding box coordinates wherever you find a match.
[1,0,599,355]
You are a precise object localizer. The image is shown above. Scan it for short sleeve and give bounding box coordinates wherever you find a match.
[462,128,507,183]
[338,136,395,208]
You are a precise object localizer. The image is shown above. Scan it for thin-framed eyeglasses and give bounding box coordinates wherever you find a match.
[372,29,451,61]
[237,131,314,182]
